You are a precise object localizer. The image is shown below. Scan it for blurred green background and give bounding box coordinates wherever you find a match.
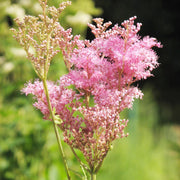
[0,0,179,179]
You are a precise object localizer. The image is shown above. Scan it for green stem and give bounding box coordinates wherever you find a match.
[42,79,71,180]
[94,151,108,174]
[70,146,90,173]
[91,173,96,180]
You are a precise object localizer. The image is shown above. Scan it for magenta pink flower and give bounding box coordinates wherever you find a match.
[22,16,161,170]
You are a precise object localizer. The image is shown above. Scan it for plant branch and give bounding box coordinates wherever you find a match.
[42,78,71,180]
[70,146,91,173]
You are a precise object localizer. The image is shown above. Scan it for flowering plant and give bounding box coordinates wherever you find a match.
[11,0,161,179]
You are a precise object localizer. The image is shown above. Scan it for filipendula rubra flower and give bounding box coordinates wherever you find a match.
[22,15,162,175]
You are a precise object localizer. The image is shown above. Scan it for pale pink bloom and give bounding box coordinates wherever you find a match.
[22,16,161,168]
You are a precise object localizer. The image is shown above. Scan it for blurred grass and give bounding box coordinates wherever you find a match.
[0,0,180,179]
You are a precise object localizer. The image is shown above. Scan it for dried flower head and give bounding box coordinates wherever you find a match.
[10,0,77,78]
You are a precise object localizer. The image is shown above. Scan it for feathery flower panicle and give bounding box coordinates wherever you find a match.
[11,0,80,78]
[22,15,161,172]
[68,16,161,110]
[62,105,128,169]
[56,16,161,169]
[15,0,161,175]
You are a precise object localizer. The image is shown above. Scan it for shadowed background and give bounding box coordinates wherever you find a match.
[0,0,179,179]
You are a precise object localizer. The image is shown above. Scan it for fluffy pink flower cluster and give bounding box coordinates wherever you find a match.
[67,16,161,111]
[22,79,76,120]
[63,105,128,168]
[22,16,161,168]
